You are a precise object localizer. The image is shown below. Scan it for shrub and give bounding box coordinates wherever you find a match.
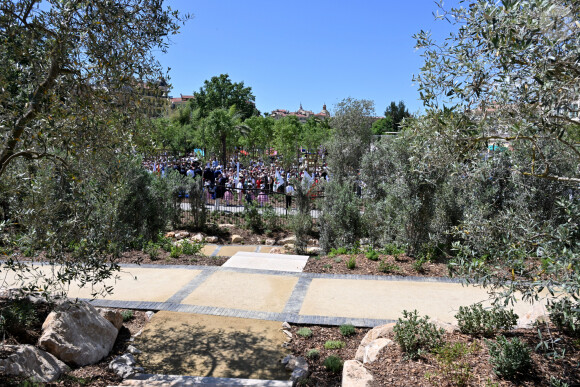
[455,304,518,337]
[296,327,313,338]
[487,335,531,378]
[181,239,204,256]
[169,245,182,258]
[366,248,379,261]
[329,247,348,257]
[340,324,356,336]
[121,310,134,322]
[379,260,399,273]
[434,342,478,386]
[324,340,345,349]
[333,257,342,263]
[323,355,343,373]
[306,349,320,359]
[243,202,263,234]
[143,241,161,260]
[412,256,427,272]
[547,299,580,337]
[393,309,444,359]
[0,299,38,335]
[346,256,356,270]
[383,243,406,256]
[158,234,174,253]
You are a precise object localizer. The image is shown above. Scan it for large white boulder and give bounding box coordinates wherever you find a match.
[97,308,123,330]
[0,344,70,382]
[38,300,118,366]
[342,360,374,387]
[231,234,243,243]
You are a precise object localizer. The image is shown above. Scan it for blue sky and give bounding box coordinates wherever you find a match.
[158,0,461,116]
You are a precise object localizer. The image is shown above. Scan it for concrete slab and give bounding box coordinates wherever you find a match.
[2,264,201,303]
[222,252,309,272]
[135,312,289,380]
[299,278,535,323]
[181,271,298,313]
[217,245,258,257]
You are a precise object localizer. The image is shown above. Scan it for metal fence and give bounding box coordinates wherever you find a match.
[179,186,323,228]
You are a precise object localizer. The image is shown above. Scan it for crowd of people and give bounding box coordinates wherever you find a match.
[143,153,328,208]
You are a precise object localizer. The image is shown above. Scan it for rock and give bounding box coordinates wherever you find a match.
[127,345,141,355]
[269,247,285,254]
[164,232,175,238]
[290,367,310,384]
[265,239,276,246]
[282,321,291,330]
[218,223,235,228]
[282,355,308,372]
[307,238,319,246]
[191,233,204,242]
[284,243,295,252]
[0,345,70,383]
[342,360,374,387]
[205,236,218,243]
[109,354,138,378]
[231,234,243,243]
[355,338,393,364]
[429,318,459,333]
[97,308,123,330]
[279,235,296,245]
[145,311,155,320]
[359,323,396,347]
[38,301,118,366]
[306,246,322,255]
[517,303,549,329]
[174,231,189,240]
[133,329,143,338]
[282,329,293,339]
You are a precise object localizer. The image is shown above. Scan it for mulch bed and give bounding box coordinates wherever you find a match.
[289,323,580,387]
[117,249,228,266]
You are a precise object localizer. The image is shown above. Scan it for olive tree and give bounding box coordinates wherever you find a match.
[0,0,188,297]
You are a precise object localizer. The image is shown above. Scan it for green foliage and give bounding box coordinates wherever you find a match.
[339,324,356,337]
[158,234,174,253]
[273,116,303,170]
[434,342,478,386]
[384,101,411,132]
[365,248,379,261]
[306,349,320,359]
[296,327,313,338]
[455,304,518,337]
[181,240,204,256]
[0,299,38,336]
[378,261,399,274]
[412,256,427,273]
[486,335,531,379]
[121,310,134,322]
[382,243,406,256]
[323,355,343,373]
[290,178,313,254]
[169,245,182,259]
[324,340,345,349]
[329,247,348,257]
[547,299,580,337]
[346,256,356,270]
[549,376,570,387]
[243,202,264,234]
[143,241,161,261]
[394,310,444,360]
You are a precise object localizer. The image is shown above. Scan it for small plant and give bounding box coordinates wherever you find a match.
[324,340,345,349]
[323,355,343,373]
[339,323,356,337]
[412,256,427,272]
[393,309,444,359]
[378,260,399,273]
[333,257,342,263]
[434,342,477,386]
[329,247,348,257]
[323,264,332,269]
[455,304,518,337]
[143,241,161,260]
[181,239,204,256]
[549,376,570,387]
[0,298,38,335]
[486,335,531,378]
[121,310,134,322]
[297,327,313,338]
[306,348,320,359]
[244,202,264,234]
[365,248,379,261]
[346,256,356,270]
[547,298,580,337]
[158,234,174,252]
[382,243,405,255]
[170,245,182,258]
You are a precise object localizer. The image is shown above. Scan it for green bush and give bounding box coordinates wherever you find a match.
[455,304,518,337]
[434,342,477,386]
[346,256,356,270]
[323,355,343,373]
[487,335,531,378]
[339,324,356,337]
[324,340,345,349]
[244,202,264,234]
[365,248,379,261]
[383,243,406,256]
[306,348,320,359]
[158,234,174,253]
[0,299,38,335]
[412,256,427,272]
[547,299,580,337]
[121,310,134,322]
[296,327,313,338]
[169,245,182,258]
[393,309,444,359]
[329,247,348,257]
[181,239,204,256]
[379,260,399,273]
[143,241,161,260]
